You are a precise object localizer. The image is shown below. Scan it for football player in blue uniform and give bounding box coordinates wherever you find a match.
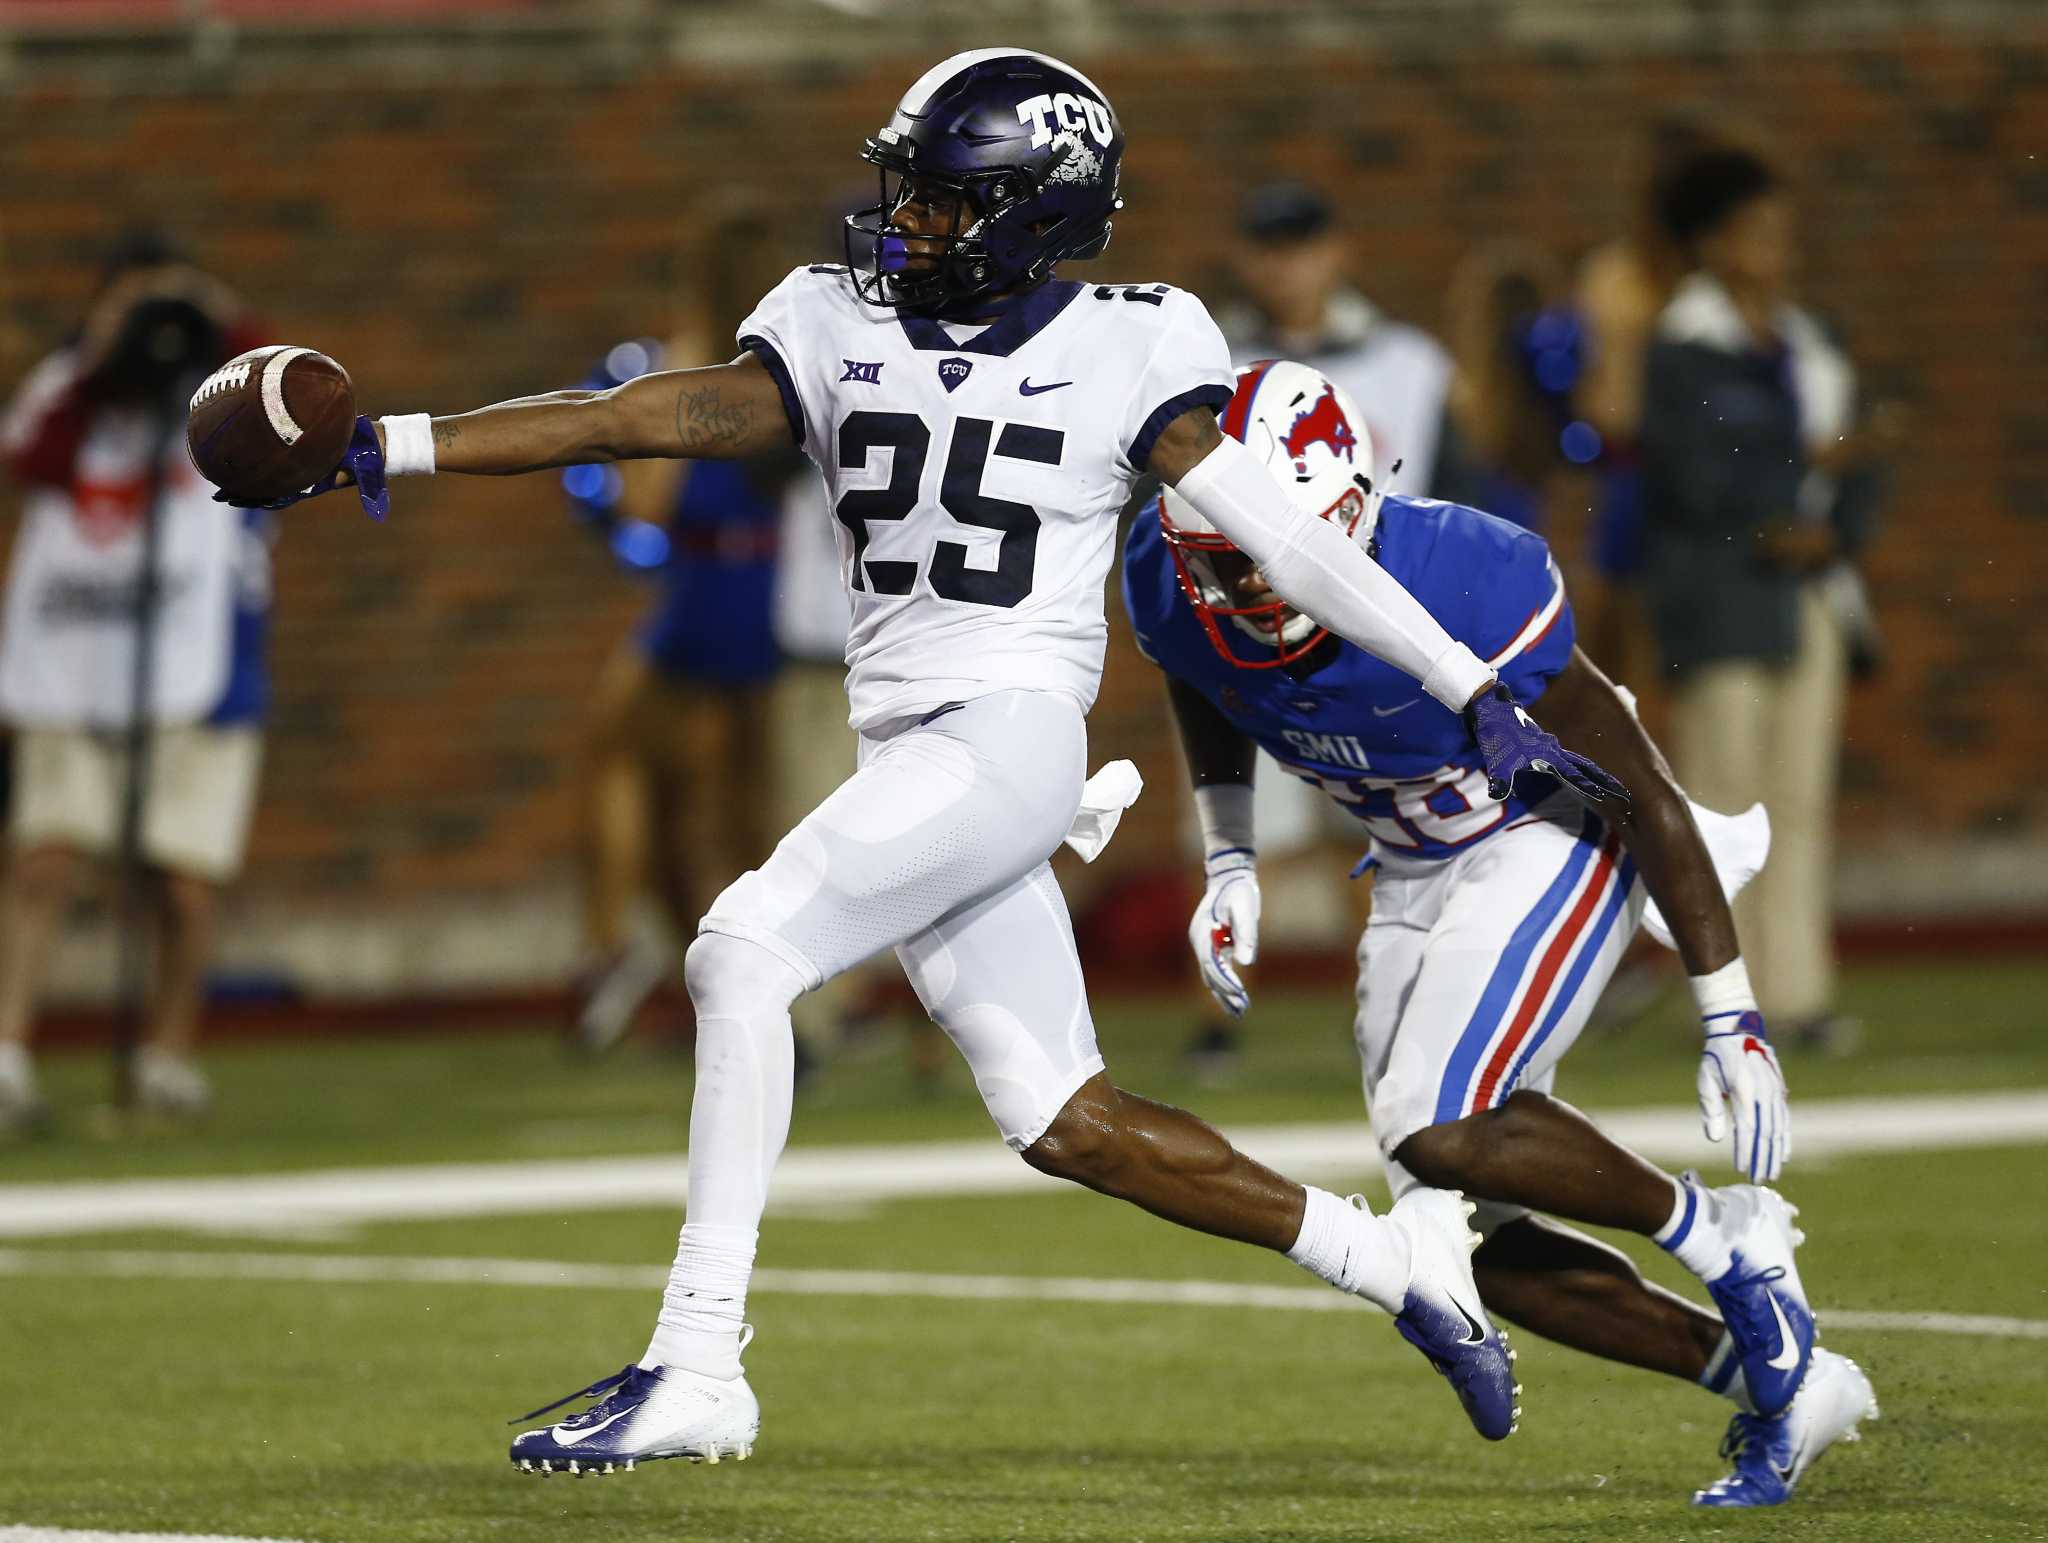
[1123,360,1878,1506]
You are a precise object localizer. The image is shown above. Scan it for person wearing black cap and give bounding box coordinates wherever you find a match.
[1221,181,1453,500]
[1639,148,1901,1057]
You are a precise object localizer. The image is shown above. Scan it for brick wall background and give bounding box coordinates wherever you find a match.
[2,23,2043,978]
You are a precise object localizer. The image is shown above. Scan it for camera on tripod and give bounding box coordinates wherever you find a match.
[88,292,227,403]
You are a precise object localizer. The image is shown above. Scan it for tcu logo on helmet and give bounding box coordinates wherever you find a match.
[1281,384,1359,476]
[1016,91,1114,150]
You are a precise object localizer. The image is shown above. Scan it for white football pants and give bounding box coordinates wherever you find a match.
[701,686,1105,1149]
[1357,803,1647,1230]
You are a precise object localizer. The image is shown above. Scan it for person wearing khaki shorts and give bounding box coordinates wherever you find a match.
[0,722,263,1119]
[0,231,273,1131]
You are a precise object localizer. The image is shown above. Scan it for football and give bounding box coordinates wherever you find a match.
[186,344,356,502]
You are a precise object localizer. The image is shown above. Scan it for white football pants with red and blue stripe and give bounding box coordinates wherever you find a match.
[1356,800,1646,1212]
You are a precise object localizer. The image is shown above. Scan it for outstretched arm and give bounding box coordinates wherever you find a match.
[244,353,796,515]
[406,353,791,475]
[1533,646,1788,1182]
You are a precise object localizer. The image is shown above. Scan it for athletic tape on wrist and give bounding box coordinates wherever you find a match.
[380,413,436,477]
[1690,956,1758,1023]
[1194,783,1255,869]
[1424,645,1495,715]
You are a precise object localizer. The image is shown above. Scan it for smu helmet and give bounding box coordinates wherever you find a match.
[845,49,1124,309]
[1159,360,1386,670]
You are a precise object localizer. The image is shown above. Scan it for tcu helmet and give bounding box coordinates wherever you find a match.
[1159,360,1384,669]
[845,48,1124,309]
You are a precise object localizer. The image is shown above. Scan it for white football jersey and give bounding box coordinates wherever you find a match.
[739,265,1233,730]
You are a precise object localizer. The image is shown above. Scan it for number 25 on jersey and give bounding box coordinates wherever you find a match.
[834,411,1063,609]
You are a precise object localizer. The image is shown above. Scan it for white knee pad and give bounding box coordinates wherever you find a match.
[684,931,806,1021]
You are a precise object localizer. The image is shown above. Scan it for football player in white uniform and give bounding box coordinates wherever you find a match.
[255,49,1636,1471]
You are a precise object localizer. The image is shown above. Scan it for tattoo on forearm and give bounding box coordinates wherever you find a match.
[431,420,462,449]
[674,383,755,453]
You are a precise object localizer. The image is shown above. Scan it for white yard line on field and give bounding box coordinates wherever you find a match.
[0,1530,313,1543]
[0,1088,2044,1241]
[3,1246,2045,1343]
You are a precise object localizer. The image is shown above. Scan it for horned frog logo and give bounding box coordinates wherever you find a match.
[1044,129,1105,186]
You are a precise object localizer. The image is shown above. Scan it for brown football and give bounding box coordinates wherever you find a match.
[186,346,356,502]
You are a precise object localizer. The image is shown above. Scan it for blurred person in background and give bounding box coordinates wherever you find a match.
[567,202,802,1057]
[1431,242,1597,535]
[1220,180,1451,497]
[1640,148,1900,1056]
[0,230,269,1132]
[1184,179,1460,1081]
[1575,113,1743,695]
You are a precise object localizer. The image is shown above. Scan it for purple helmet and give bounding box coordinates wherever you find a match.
[845,48,1125,310]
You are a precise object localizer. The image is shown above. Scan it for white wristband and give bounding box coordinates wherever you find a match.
[1194,782,1255,870]
[380,413,436,477]
[1690,957,1758,1023]
[1423,644,1496,715]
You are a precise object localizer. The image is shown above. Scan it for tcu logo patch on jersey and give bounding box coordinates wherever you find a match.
[937,357,974,393]
[1016,91,1114,150]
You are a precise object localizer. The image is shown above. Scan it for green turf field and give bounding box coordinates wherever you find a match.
[3,960,2046,1541]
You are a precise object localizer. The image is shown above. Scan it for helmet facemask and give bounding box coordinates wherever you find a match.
[845,136,1116,310]
[1160,479,1377,670]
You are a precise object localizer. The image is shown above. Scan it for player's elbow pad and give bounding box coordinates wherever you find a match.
[1171,435,1494,710]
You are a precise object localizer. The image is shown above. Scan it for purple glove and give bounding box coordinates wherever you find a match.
[1464,682,1631,810]
[214,414,389,520]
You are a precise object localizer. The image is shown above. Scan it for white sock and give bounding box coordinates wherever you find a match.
[1287,1185,1411,1313]
[0,1041,30,1091]
[643,934,802,1380]
[644,1223,757,1378]
[1697,1329,1759,1414]
[1654,1173,1735,1282]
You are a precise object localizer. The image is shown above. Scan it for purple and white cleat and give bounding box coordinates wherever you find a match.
[1387,1188,1521,1440]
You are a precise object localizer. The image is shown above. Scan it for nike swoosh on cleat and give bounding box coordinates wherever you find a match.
[1018,378,1072,396]
[1448,1294,1487,1346]
[553,1408,634,1446]
[1765,1295,1802,1370]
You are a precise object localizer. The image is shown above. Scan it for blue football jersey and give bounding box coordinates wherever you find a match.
[1122,492,1576,862]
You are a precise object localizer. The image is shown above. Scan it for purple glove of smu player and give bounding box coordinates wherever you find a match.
[1464,682,1630,809]
[215,414,389,520]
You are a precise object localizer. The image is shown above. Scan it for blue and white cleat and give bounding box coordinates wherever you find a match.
[1387,1188,1521,1441]
[1703,1183,1815,1417]
[508,1359,760,1476]
[1693,1347,1878,1507]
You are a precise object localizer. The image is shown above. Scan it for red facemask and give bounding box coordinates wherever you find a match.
[1158,481,1372,670]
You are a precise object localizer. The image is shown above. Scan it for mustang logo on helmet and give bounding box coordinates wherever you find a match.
[1157,361,1385,671]
[1280,385,1360,477]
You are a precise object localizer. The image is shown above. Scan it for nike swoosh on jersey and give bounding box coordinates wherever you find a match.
[1765,1295,1802,1369]
[1018,378,1073,396]
[1371,699,1420,717]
